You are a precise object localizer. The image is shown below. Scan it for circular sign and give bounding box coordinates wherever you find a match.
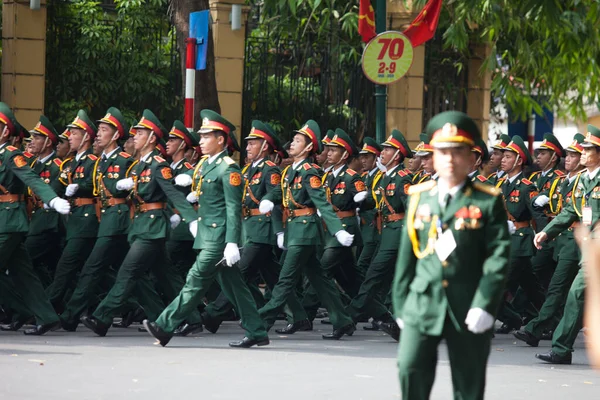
[361,31,413,85]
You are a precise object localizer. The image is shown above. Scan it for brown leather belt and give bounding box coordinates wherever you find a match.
[243,206,266,217]
[289,207,316,217]
[512,220,531,230]
[72,198,96,207]
[384,212,405,222]
[104,198,127,207]
[139,202,166,213]
[336,210,356,219]
[0,194,24,203]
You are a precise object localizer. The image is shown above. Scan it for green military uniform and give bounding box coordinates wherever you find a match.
[46,110,99,309]
[394,111,510,400]
[534,127,600,364]
[0,103,63,332]
[345,129,413,334]
[468,137,492,185]
[149,110,268,345]
[259,120,355,338]
[59,108,135,329]
[486,135,511,186]
[412,133,434,184]
[496,136,545,331]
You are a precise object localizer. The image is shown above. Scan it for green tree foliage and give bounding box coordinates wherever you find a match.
[46,0,181,127]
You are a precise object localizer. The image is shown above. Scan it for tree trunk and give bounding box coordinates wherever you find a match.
[169,0,221,130]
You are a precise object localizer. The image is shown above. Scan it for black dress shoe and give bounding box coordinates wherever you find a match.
[23,321,61,336]
[363,321,380,331]
[495,323,518,334]
[315,310,328,319]
[0,320,25,331]
[322,323,356,340]
[229,336,270,348]
[375,320,400,342]
[80,316,110,337]
[202,316,221,334]
[174,322,204,336]
[540,330,553,340]
[112,310,136,328]
[143,320,172,347]
[275,319,313,334]
[320,318,332,325]
[513,330,540,347]
[60,319,78,332]
[535,350,572,365]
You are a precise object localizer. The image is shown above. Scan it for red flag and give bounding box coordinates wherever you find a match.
[403,0,443,47]
[358,0,376,43]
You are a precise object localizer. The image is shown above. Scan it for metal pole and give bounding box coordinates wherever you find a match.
[375,0,387,144]
[184,38,197,130]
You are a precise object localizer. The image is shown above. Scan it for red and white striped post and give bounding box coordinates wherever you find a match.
[184,37,197,130]
[528,113,535,155]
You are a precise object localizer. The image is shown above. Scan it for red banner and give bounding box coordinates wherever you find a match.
[358,0,376,43]
[403,0,443,47]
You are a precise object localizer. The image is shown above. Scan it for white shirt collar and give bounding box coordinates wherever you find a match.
[568,173,579,183]
[101,146,120,160]
[468,170,478,178]
[508,171,522,184]
[587,166,600,180]
[292,158,306,170]
[207,150,226,164]
[541,169,551,177]
[369,167,378,177]
[170,158,184,170]
[386,164,400,176]
[140,151,154,164]
[0,142,7,150]
[497,170,505,178]
[38,151,55,164]
[437,180,466,207]
[75,151,87,162]
[323,165,333,173]
[252,157,264,168]
[332,164,344,177]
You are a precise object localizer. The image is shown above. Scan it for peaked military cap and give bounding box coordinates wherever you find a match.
[426,111,480,149]
[415,133,433,157]
[492,134,511,150]
[278,141,291,160]
[246,120,278,153]
[0,102,17,135]
[30,115,59,145]
[539,133,565,157]
[16,122,29,141]
[327,128,359,156]
[98,107,129,139]
[68,109,97,139]
[583,124,600,148]
[198,110,236,135]
[133,109,166,139]
[322,129,335,145]
[294,119,322,154]
[472,136,489,161]
[58,128,70,142]
[169,120,199,148]
[156,137,168,158]
[360,137,382,156]
[505,135,533,165]
[227,132,241,155]
[566,133,585,154]
[382,129,413,158]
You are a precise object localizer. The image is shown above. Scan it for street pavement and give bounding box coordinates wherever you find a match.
[0,320,597,400]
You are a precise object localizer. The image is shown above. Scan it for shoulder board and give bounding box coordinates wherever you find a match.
[361,171,368,178]
[346,168,357,176]
[265,160,276,167]
[23,151,34,158]
[487,172,497,179]
[303,163,313,171]
[521,178,533,186]
[6,145,18,151]
[184,162,193,169]
[53,158,62,167]
[476,175,488,182]
[311,163,321,169]
[153,155,166,163]
[88,154,98,161]
[528,171,540,180]
[407,180,436,195]
[398,168,411,177]
[119,151,131,158]
[223,156,235,165]
[554,170,565,177]
[473,182,501,196]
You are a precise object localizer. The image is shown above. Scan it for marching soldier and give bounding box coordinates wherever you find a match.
[514,133,585,347]
[317,130,335,171]
[533,126,600,364]
[412,133,434,183]
[56,129,73,160]
[142,110,269,348]
[45,110,100,310]
[468,137,491,184]
[487,134,511,186]
[0,102,71,335]
[345,129,414,341]
[393,111,510,400]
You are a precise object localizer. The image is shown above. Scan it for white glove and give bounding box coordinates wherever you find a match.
[317,209,322,217]
[534,195,550,207]
[223,243,241,267]
[49,197,70,215]
[507,220,516,235]
[65,184,79,197]
[116,178,134,191]
[276,232,286,250]
[376,156,387,173]
[353,191,367,203]
[259,199,274,214]
[395,317,404,329]
[174,174,193,187]
[335,230,354,247]
[43,203,50,210]
[188,220,198,238]
[170,214,181,229]
[464,307,495,334]
[186,191,198,203]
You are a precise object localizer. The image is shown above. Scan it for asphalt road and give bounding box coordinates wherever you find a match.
[0,320,597,400]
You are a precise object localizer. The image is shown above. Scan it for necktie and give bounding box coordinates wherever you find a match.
[443,193,452,211]
[102,154,107,162]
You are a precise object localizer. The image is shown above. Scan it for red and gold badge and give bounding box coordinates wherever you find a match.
[354,180,366,192]
[270,173,281,185]
[310,176,321,188]
[161,167,173,179]
[230,172,242,186]
[13,155,27,168]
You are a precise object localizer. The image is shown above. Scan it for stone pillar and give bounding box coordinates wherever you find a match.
[466,43,493,141]
[2,0,47,129]
[209,0,249,143]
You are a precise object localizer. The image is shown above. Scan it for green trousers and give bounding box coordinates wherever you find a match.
[356,241,379,278]
[398,320,491,400]
[530,241,557,293]
[46,237,96,307]
[551,268,585,357]
[155,246,267,340]
[166,239,196,279]
[346,248,397,322]
[25,232,62,288]
[258,244,353,330]
[92,239,170,325]
[0,233,59,325]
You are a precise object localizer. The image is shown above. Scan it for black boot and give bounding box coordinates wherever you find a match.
[80,316,110,337]
[322,323,356,340]
[174,322,204,336]
[143,320,173,347]
[275,319,313,334]
[23,321,61,336]
[513,330,540,347]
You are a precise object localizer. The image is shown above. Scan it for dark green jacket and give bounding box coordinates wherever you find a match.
[393,179,510,335]
[28,152,64,235]
[500,173,537,257]
[550,173,582,262]
[0,143,59,234]
[360,169,384,245]
[168,158,196,242]
[529,167,565,231]
[129,151,196,243]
